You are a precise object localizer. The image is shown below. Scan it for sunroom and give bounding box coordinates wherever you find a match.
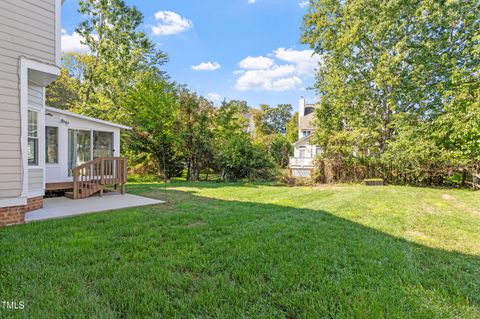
[42,106,130,198]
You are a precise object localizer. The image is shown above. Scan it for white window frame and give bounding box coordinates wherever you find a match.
[27,110,39,166]
[67,128,115,176]
[45,126,59,165]
[299,146,306,158]
[19,58,60,199]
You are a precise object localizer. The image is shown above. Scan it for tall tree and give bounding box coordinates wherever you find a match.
[302,0,480,175]
[45,68,80,110]
[76,0,167,120]
[214,100,250,140]
[285,112,299,143]
[267,104,293,134]
[177,88,215,181]
[123,74,180,178]
[252,105,274,137]
[46,53,92,110]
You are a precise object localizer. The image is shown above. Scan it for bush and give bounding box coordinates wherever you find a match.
[216,134,275,181]
[269,135,293,168]
[127,174,163,183]
[313,156,380,184]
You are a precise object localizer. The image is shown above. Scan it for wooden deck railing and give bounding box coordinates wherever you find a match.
[71,157,127,199]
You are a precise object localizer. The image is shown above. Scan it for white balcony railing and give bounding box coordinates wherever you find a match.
[289,157,315,167]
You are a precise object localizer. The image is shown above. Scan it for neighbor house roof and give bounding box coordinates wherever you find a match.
[293,132,315,146]
[46,106,131,130]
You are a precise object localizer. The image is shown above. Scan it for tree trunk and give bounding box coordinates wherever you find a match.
[186,161,191,181]
[461,169,467,186]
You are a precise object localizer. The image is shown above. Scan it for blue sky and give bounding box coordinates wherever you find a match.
[61,0,319,111]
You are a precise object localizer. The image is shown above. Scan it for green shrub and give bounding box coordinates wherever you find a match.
[216,134,275,181]
[127,174,162,183]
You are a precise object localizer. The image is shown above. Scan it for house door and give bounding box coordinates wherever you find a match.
[93,131,114,158]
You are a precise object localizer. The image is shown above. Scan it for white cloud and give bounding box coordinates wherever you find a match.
[238,56,274,70]
[151,11,193,36]
[299,0,310,8]
[236,65,300,91]
[248,0,256,3]
[61,30,90,53]
[234,48,321,92]
[270,77,303,91]
[191,62,221,71]
[206,93,222,104]
[274,48,321,75]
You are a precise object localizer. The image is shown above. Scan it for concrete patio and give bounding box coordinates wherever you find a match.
[25,193,164,222]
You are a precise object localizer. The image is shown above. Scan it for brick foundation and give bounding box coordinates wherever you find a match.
[25,197,44,213]
[0,197,43,227]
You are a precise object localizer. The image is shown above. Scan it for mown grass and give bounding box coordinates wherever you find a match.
[1,182,479,318]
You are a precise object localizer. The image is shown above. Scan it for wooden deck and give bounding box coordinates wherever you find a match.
[45,157,127,199]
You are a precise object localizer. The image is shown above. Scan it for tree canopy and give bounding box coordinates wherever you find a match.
[302,0,480,185]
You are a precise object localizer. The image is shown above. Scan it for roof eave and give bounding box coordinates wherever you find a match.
[293,133,315,146]
[46,106,131,130]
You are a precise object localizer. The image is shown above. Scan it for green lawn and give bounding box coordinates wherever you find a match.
[1,182,479,318]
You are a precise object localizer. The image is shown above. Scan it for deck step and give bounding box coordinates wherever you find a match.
[71,157,127,199]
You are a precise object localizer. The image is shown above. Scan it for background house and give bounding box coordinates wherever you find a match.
[242,112,256,135]
[289,98,321,177]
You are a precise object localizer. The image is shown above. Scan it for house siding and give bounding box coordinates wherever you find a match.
[28,82,44,109]
[0,0,57,201]
[0,1,56,65]
[28,168,44,193]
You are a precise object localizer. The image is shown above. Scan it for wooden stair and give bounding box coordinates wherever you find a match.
[69,157,127,200]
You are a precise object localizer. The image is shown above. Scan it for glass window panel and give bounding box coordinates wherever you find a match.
[68,129,91,174]
[27,110,38,165]
[28,138,38,165]
[28,110,37,137]
[45,126,58,164]
[93,131,113,159]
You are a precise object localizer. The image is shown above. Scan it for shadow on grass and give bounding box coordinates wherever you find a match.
[0,184,479,318]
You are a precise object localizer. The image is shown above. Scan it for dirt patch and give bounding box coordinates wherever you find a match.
[441,194,480,217]
[424,206,435,214]
[441,194,455,201]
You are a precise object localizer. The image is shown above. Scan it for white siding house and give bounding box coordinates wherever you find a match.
[0,0,62,209]
[0,0,129,226]
[289,98,321,177]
